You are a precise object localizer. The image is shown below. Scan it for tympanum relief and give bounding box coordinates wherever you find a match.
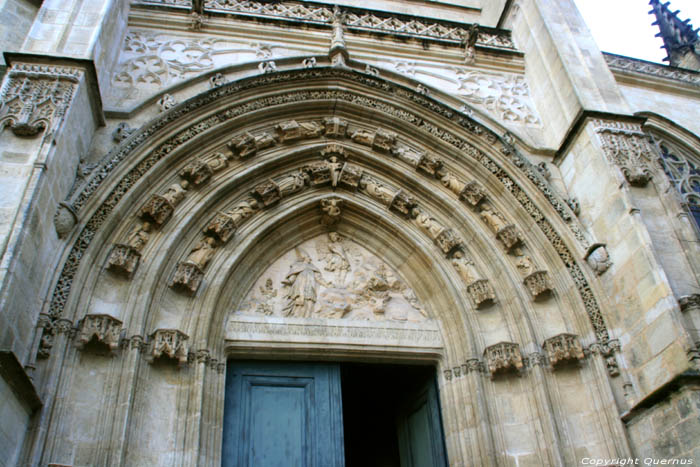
[236,233,428,322]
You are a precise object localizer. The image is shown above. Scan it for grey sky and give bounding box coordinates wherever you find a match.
[574,0,700,63]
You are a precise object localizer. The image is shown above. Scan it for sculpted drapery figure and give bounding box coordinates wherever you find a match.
[359,175,395,204]
[412,208,445,240]
[185,237,217,270]
[126,222,152,252]
[163,181,189,206]
[278,171,309,197]
[323,233,351,287]
[225,197,260,227]
[451,250,480,284]
[480,206,507,233]
[282,250,329,317]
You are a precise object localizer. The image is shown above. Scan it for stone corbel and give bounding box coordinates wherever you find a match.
[435,229,463,256]
[171,262,205,295]
[146,329,189,368]
[523,270,553,300]
[389,190,417,218]
[484,342,523,378]
[466,279,496,309]
[204,212,237,243]
[179,158,214,186]
[54,202,78,239]
[543,333,584,368]
[251,179,281,207]
[416,154,443,177]
[323,117,347,138]
[589,339,621,377]
[594,120,655,187]
[585,243,612,275]
[76,314,123,355]
[496,224,522,251]
[460,181,486,207]
[106,244,142,278]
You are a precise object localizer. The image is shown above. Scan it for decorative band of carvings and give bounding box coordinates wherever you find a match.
[134,0,516,50]
[46,68,607,363]
[604,53,700,87]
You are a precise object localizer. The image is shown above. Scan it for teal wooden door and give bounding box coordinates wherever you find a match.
[223,361,345,467]
[396,377,448,467]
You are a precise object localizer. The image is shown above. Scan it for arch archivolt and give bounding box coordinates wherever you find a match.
[35,68,632,465]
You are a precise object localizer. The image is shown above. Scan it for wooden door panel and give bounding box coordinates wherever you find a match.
[223,361,344,467]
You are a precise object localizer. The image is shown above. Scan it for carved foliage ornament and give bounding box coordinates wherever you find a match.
[0,63,81,137]
[594,120,655,186]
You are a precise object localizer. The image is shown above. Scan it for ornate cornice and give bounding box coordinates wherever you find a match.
[604,53,700,87]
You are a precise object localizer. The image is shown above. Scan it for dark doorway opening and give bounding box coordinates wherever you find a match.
[341,363,444,467]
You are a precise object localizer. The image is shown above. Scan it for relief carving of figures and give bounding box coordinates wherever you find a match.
[411,208,445,240]
[138,181,189,226]
[282,249,329,318]
[480,206,521,250]
[440,171,467,196]
[185,237,217,270]
[318,233,351,288]
[0,64,80,137]
[359,175,396,206]
[480,206,507,233]
[107,222,153,277]
[452,250,480,284]
[452,250,494,308]
[235,234,427,322]
[515,249,553,300]
[323,117,347,137]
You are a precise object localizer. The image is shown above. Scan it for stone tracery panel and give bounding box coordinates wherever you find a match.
[235,233,428,322]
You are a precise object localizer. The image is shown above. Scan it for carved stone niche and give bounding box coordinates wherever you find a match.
[543,333,584,367]
[466,279,496,309]
[389,190,417,218]
[179,158,213,186]
[484,342,523,378]
[146,329,189,368]
[170,262,204,295]
[306,161,332,187]
[227,131,275,159]
[338,163,362,190]
[496,224,522,251]
[523,270,553,300]
[76,314,123,355]
[138,195,175,226]
[106,244,142,277]
[435,229,463,256]
[276,120,323,142]
[251,179,281,207]
[585,243,612,275]
[323,117,347,138]
[203,212,237,244]
[460,181,486,207]
[416,154,443,177]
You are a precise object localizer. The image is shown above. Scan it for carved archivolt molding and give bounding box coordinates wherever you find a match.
[0,63,82,137]
[45,69,610,366]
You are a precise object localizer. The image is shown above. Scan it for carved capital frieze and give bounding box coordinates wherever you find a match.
[594,120,655,187]
[251,179,281,206]
[0,63,81,137]
[416,154,443,177]
[323,117,347,138]
[204,212,237,243]
[484,342,523,378]
[585,243,612,275]
[171,262,205,295]
[179,159,213,186]
[523,270,553,300]
[589,339,621,376]
[466,279,496,309]
[496,224,522,251]
[460,180,486,206]
[434,228,463,256]
[543,333,584,367]
[389,190,417,218]
[106,244,142,277]
[196,349,210,364]
[463,358,484,374]
[147,329,189,367]
[276,119,323,142]
[338,163,362,190]
[76,314,123,355]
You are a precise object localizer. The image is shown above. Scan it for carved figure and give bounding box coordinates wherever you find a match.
[226,198,260,226]
[327,156,343,187]
[163,181,189,206]
[480,206,507,233]
[451,250,480,284]
[515,249,536,277]
[359,176,395,205]
[206,152,229,172]
[350,129,375,146]
[157,94,177,112]
[320,197,343,227]
[412,208,445,240]
[440,172,466,196]
[185,237,217,270]
[323,233,351,287]
[281,250,328,318]
[126,222,152,252]
[278,171,309,198]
